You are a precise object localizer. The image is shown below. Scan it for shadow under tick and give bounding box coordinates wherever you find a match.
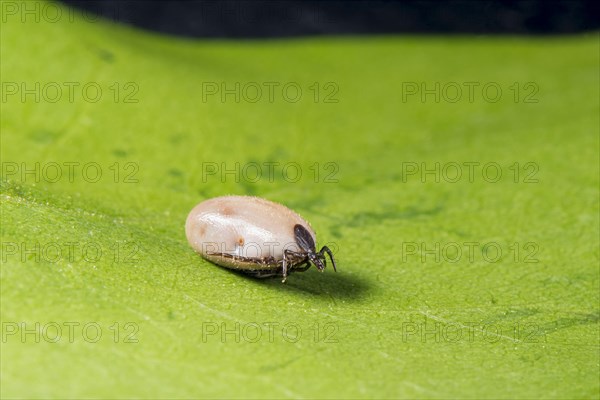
[231,267,371,300]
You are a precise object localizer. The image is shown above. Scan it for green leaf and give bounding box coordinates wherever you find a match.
[1,3,598,399]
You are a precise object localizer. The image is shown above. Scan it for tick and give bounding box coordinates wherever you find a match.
[185,195,337,282]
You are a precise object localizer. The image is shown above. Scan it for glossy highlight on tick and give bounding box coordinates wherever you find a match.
[185,195,337,282]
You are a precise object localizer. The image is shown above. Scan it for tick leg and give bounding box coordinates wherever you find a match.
[250,270,279,279]
[282,249,309,282]
[284,249,305,259]
[318,246,337,272]
[293,260,311,273]
[281,257,288,283]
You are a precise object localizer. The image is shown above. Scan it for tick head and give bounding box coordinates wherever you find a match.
[309,252,326,272]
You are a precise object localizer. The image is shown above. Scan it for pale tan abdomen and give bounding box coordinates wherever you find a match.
[185,196,316,270]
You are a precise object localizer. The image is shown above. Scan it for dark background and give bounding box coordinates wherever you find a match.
[62,0,600,38]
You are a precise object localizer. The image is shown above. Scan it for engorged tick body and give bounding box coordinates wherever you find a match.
[185,195,336,282]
